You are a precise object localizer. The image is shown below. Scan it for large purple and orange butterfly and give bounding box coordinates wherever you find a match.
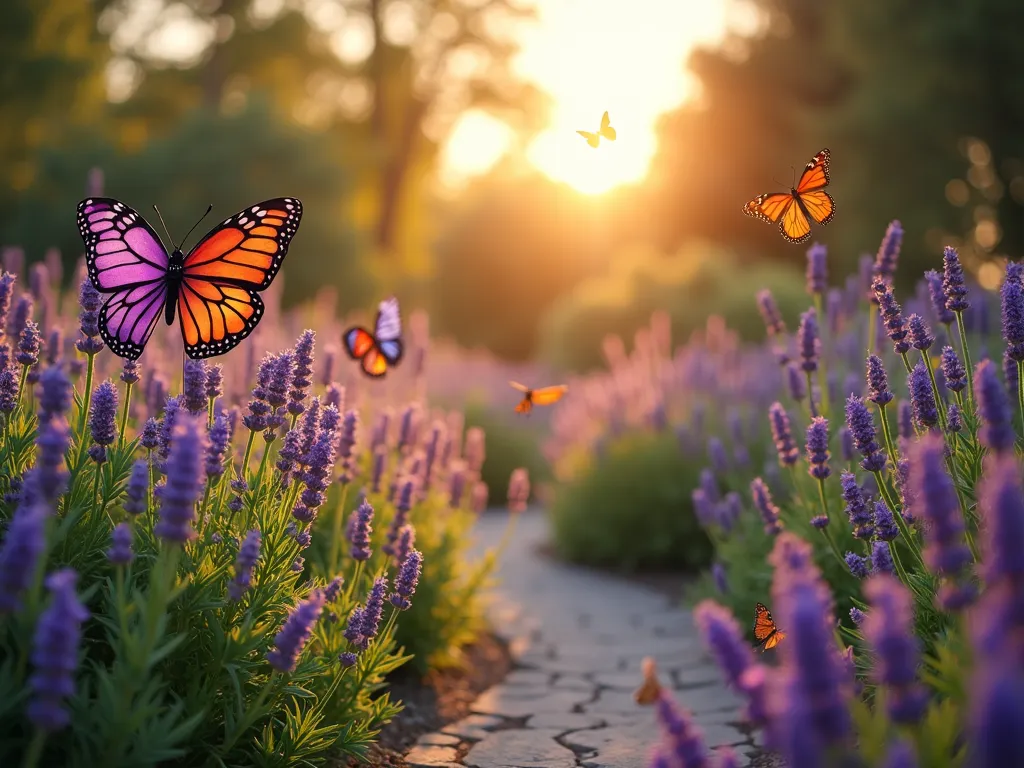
[743,149,835,243]
[76,197,302,360]
[343,297,404,378]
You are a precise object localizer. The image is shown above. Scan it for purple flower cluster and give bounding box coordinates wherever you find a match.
[228,529,262,601]
[805,417,830,481]
[845,396,886,472]
[154,414,207,544]
[266,589,325,673]
[768,402,799,466]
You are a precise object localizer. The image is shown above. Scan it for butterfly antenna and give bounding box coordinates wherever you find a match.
[790,165,797,188]
[180,204,214,250]
[152,205,176,251]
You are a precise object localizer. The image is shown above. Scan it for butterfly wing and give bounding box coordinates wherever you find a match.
[577,130,600,148]
[514,397,533,414]
[359,346,390,378]
[795,149,831,194]
[779,198,813,243]
[509,381,530,393]
[762,630,786,651]
[373,297,404,365]
[77,198,170,292]
[743,192,795,225]
[753,602,778,643]
[530,385,568,406]
[97,282,168,360]
[797,189,836,226]
[344,327,376,360]
[600,111,616,141]
[178,198,302,359]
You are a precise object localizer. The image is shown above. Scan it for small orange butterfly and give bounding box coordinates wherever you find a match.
[633,657,661,705]
[753,602,786,652]
[743,148,835,244]
[577,111,616,148]
[509,381,568,415]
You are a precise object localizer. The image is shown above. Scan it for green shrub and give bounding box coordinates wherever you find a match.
[548,431,713,571]
[537,241,808,372]
[462,400,551,507]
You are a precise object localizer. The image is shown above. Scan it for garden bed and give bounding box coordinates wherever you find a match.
[340,632,512,767]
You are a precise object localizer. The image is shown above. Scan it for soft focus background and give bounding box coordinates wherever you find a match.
[5,0,1024,503]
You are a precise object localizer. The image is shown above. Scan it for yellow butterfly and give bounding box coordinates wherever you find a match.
[577,111,617,148]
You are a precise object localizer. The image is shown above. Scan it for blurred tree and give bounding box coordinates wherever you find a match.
[0,1,108,226]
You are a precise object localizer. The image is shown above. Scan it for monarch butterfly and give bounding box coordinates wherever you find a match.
[509,381,568,415]
[743,148,835,244]
[343,297,404,379]
[753,602,786,651]
[577,111,616,148]
[77,197,302,360]
[633,656,662,705]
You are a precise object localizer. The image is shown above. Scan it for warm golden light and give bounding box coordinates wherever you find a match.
[441,0,733,194]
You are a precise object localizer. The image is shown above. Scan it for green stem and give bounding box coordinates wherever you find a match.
[876,402,900,465]
[899,351,913,375]
[118,382,133,447]
[888,541,913,589]
[21,729,46,768]
[955,311,975,407]
[15,365,28,410]
[813,292,829,415]
[329,485,351,575]
[1017,360,1024,440]
[76,353,96,440]
[805,370,818,417]
[240,430,256,474]
[867,306,877,357]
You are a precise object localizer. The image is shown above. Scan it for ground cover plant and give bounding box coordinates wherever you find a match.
[0,251,517,766]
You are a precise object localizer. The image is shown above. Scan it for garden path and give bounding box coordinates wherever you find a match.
[404,509,763,768]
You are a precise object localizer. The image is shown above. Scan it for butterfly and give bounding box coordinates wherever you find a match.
[343,297,404,379]
[743,148,835,244]
[509,381,568,415]
[77,197,302,360]
[753,602,786,652]
[633,657,661,705]
[577,111,617,148]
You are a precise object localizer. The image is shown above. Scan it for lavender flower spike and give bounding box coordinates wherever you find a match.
[941,346,967,393]
[359,578,388,644]
[862,575,927,723]
[26,569,90,731]
[76,279,104,354]
[756,289,786,337]
[907,314,934,352]
[976,359,1015,453]
[107,523,134,565]
[845,395,886,472]
[1002,272,1024,362]
[694,600,756,693]
[289,329,315,416]
[0,503,46,613]
[122,459,149,516]
[751,477,782,535]
[797,307,820,373]
[874,278,911,356]
[874,220,903,282]
[347,499,374,561]
[88,379,118,462]
[154,414,207,543]
[942,246,970,312]
[205,363,223,403]
[866,354,893,406]
[925,270,955,326]
[182,359,208,414]
[908,361,938,429]
[806,243,827,295]
[768,402,799,466]
[805,416,830,480]
[389,549,423,610]
[229,529,262,601]
[266,589,326,673]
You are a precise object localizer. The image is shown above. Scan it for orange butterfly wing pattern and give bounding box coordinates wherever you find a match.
[753,602,786,652]
[530,385,569,406]
[178,198,303,358]
[743,149,834,244]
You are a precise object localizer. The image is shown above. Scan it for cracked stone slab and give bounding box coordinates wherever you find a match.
[405,744,461,767]
[416,732,463,747]
[551,674,597,693]
[464,728,577,768]
[471,687,592,718]
[675,684,745,715]
[525,710,606,731]
[503,669,553,687]
[441,713,507,741]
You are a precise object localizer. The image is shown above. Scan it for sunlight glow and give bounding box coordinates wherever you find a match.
[439,110,516,188]
[441,0,733,194]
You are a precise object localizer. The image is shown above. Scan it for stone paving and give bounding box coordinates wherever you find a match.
[403,510,762,768]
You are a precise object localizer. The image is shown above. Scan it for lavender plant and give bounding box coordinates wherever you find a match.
[0,270,513,765]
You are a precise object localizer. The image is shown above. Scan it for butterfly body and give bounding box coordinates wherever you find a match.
[78,196,302,360]
[343,297,404,378]
[743,149,835,243]
[753,602,786,651]
[509,381,568,415]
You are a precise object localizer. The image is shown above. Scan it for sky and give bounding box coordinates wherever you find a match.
[440,0,742,195]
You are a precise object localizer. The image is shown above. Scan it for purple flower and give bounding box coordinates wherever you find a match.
[866,354,894,406]
[976,360,1015,453]
[654,689,711,768]
[908,435,973,610]
[756,289,787,337]
[324,576,344,603]
[205,363,223,402]
[206,413,230,478]
[140,417,159,451]
[712,562,729,594]
[122,459,149,516]
[154,414,207,543]
[874,278,911,356]
[785,362,805,401]
[845,552,870,579]
[0,503,46,613]
[805,416,830,480]
[838,426,853,462]
[768,534,850,758]
[907,314,934,351]
[371,445,386,493]
[36,365,72,425]
[943,402,962,433]
[862,576,927,723]
[1002,274,1024,362]
[348,499,374,561]
[339,651,357,667]
[325,382,344,411]
[35,418,70,504]
[383,479,416,555]
[394,524,415,567]
[940,346,967,393]
[694,600,756,694]
[360,578,388,644]
[289,330,315,416]
[873,220,903,282]
[243,355,275,432]
[76,280,104,354]
[292,430,336,524]
[294,397,322,465]
[507,467,530,513]
[120,359,140,385]
[750,477,781,535]
[839,472,873,540]
[969,661,1024,768]
[810,515,829,529]
[0,272,14,332]
[266,589,325,673]
[321,345,337,387]
[17,320,41,366]
[46,328,62,366]
[978,456,1024,588]
[849,607,866,625]
[157,396,181,469]
[908,361,938,429]
[926,269,955,326]
[942,246,970,312]
[0,365,18,413]
[337,409,360,483]
[897,400,913,440]
[797,308,820,373]
[107,523,134,565]
[699,467,720,503]
[1005,348,1020,398]
[806,243,827,294]
[845,396,886,472]
[871,540,894,575]
[228,529,262,601]
[89,379,118,449]
[182,360,208,414]
[26,569,89,731]
[8,293,33,345]
[389,549,422,610]
[874,499,899,541]
[769,402,799,466]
